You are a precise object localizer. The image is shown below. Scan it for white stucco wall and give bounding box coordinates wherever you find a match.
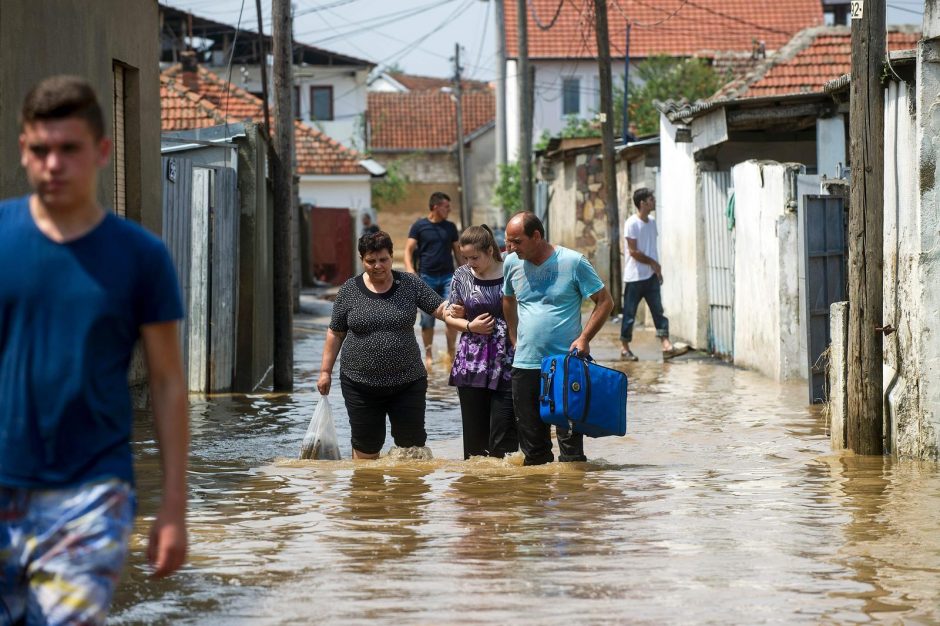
[884,72,940,459]
[505,58,641,161]
[731,161,803,381]
[298,176,371,211]
[659,115,707,348]
[238,65,369,150]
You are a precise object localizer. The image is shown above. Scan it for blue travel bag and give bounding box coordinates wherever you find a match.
[539,350,628,437]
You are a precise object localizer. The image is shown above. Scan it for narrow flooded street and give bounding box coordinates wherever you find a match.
[110,313,940,624]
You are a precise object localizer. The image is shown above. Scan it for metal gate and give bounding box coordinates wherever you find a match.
[162,157,239,392]
[702,171,734,358]
[803,195,847,403]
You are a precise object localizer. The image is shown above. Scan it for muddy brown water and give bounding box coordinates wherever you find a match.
[110,326,940,624]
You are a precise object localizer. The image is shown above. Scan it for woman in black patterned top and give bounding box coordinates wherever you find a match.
[317,231,452,459]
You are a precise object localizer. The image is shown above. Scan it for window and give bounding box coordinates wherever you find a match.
[293,86,301,120]
[562,78,580,116]
[310,85,334,121]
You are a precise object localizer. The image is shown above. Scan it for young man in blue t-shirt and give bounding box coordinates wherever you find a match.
[503,212,613,465]
[0,76,189,624]
[404,191,461,369]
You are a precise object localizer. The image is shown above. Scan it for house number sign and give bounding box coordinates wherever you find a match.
[850,1,863,19]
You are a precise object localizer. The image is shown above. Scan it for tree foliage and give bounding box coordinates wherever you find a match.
[371,159,410,210]
[493,162,522,220]
[626,56,727,136]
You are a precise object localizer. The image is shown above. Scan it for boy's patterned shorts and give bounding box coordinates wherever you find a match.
[0,479,135,626]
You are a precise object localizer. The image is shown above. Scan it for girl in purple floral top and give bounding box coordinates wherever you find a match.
[443,225,518,459]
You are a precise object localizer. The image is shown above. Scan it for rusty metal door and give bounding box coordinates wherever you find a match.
[702,171,735,358]
[803,195,847,403]
[309,207,353,285]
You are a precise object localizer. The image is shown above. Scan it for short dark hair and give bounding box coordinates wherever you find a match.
[633,187,654,209]
[429,191,450,210]
[517,211,545,239]
[20,75,105,140]
[358,230,393,257]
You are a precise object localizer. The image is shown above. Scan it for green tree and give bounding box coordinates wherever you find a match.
[625,56,727,136]
[371,159,410,210]
[493,162,522,220]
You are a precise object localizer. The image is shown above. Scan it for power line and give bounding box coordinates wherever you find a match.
[612,0,690,29]
[887,3,923,15]
[529,0,565,30]
[469,0,492,79]
[294,0,460,40]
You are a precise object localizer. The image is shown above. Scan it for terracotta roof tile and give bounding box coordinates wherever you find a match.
[506,0,824,59]
[367,89,495,151]
[160,65,366,176]
[160,75,228,130]
[722,27,921,98]
[387,72,491,92]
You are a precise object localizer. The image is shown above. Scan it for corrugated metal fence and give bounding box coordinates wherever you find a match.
[702,171,735,358]
[162,157,239,392]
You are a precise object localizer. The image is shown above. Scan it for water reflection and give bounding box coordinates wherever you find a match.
[108,330,940,625]
[330,467,434,570]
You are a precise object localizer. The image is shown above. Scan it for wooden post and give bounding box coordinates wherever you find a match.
[453,43,470,228]
[272,0,294,391]
[846,0,885,453]
[594,0,622,311]
[516,0,533,213]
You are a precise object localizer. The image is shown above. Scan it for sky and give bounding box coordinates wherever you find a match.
[162,0,927,80]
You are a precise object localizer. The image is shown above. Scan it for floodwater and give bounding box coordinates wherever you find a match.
[110,322,940,625]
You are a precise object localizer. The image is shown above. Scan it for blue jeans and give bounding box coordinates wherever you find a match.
[621,275,669,342]
[418,272,452,329]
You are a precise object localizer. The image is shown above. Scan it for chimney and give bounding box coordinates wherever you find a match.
[180,50,199,92]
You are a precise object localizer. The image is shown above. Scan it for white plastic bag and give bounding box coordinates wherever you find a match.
[300,395,341,460]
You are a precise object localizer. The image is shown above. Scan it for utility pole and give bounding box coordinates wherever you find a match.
[494,0,508,171]
[846,0,885,453]
[516,0,533,213]
[453,43,470,229]
[272,0,294,391]
[622,22,632,144]
[594,0,622,311]
[255,0,271,133]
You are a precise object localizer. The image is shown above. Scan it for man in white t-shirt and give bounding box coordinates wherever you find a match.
[620,188,688,361]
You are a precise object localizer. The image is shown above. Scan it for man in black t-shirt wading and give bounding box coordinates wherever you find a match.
[405,191,461,369]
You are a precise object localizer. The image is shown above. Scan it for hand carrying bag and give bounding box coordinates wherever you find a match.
[539,350,628,437]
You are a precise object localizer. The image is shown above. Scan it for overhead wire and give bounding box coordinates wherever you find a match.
[469,0,492,80]
[529,0,566,30]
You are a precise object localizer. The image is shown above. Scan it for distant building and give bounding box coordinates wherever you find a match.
[502,0,827,160]
[159,3,375,150]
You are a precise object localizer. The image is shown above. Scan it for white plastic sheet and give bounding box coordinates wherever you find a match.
[299,395,341,460]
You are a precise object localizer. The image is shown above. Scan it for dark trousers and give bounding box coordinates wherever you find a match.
[457,384,519,459]
[341,375,428,454]
[511,368,586,465]
[621,275,669,342]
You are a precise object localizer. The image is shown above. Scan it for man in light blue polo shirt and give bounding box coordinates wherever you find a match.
[502,212,613,465]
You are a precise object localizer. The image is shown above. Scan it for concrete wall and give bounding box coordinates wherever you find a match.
[298,175,372,212]
[0,0,161,233]
[659,115,708,348]
[466,127,499,226]
[884,71,939,459]
[731,161,803,381]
